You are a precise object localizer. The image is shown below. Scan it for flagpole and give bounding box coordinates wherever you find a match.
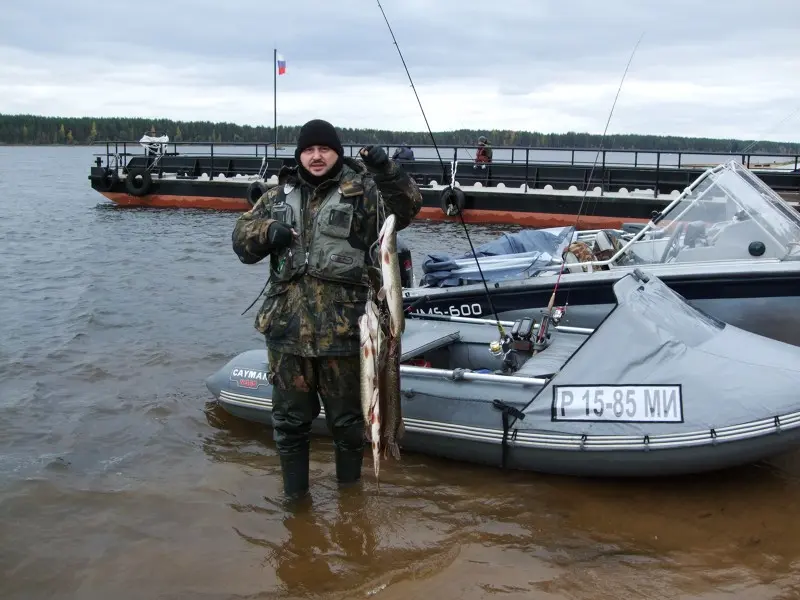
[273,48,277,157]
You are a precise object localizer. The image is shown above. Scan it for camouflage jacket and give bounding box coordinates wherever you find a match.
[232,156,422,357]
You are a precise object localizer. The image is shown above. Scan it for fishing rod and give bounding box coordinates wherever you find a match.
[374,0,507,338]
[570,34,642,233]
[535,33,644,345]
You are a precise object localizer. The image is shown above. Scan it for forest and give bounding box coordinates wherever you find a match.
[1,113,798,155]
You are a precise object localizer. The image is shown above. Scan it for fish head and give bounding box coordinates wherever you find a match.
[364,300,380,330]
[359,314,372,344]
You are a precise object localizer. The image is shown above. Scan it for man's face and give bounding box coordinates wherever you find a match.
[299,145,338,176]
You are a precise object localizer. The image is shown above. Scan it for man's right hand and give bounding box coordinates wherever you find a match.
[267,221,294,250]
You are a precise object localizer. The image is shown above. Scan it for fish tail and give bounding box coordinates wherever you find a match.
[383,440,402,461]
[391,441,402,460]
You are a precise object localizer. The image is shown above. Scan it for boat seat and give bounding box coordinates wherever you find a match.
[562,241,594,273]
[514,332,588,378]
[400,325,461,361]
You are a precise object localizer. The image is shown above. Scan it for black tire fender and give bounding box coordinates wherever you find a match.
[246,180,269,206]
[98,167,119,192]
[124,168,152,196]
[440,186,465,216]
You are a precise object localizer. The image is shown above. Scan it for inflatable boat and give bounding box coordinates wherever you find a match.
[206,270,800,477]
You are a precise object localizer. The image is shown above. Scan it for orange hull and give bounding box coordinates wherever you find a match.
[101,192,648,230]
[102,192,250,211]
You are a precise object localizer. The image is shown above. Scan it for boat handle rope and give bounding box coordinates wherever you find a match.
[492,399,526,469]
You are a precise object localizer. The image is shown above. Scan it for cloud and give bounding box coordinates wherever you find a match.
[1,0,799,141]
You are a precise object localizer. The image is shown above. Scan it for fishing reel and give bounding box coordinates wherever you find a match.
[489,329,514,374]
[489,337,524,374]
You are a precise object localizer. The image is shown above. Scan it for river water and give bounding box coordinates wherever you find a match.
[2,145,800,599]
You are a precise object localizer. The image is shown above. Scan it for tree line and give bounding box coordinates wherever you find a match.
[0,113,797,155]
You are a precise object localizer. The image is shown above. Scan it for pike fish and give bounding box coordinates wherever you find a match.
[377,214,405,337]
[359,213,406,483]
[359,299,383,478]
[376,214,405,462]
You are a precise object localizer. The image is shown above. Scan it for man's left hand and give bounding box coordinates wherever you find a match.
[359,145,390,170]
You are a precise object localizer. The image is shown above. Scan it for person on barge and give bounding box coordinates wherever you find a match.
[392,142,415,161]
[475,136,493,164]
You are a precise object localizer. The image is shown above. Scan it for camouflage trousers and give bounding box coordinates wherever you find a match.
[267,348,365,456]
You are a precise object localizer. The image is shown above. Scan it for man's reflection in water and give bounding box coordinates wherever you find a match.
[275,486,378,595]
[202,406,380,594]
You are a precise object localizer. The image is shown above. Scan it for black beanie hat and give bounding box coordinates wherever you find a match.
[294,119,344,162]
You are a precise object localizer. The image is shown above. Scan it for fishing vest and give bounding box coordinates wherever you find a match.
[268,177,370,286]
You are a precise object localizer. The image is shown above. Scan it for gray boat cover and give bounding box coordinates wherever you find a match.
[521,271,800,435]
[420,226,574,287]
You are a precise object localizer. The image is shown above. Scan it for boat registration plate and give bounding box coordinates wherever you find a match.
[551,385,683,423]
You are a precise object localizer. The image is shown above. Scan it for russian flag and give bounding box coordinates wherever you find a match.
[276,53,286,75]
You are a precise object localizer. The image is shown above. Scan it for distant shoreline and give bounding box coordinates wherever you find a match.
[2,142,798,159]
[2,113,798,155]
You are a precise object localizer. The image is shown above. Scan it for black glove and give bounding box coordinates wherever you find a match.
[360,145,390,171]
[267,221,293,250]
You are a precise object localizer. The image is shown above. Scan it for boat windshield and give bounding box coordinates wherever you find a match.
[612,160,800,265]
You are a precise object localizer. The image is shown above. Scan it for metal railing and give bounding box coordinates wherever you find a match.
[91,140,284,181]
[91,139,800,167]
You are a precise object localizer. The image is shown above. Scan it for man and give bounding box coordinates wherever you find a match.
[475,136,493,164]
[231,119,422,500]
[143,125,161,161]
[392,142,415,161]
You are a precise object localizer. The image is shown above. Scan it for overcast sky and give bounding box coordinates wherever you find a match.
[1,0,799,141]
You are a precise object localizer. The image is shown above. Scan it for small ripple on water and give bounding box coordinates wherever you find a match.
[68,362,117,382]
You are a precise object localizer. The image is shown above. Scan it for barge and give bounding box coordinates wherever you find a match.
[88,138,800,229]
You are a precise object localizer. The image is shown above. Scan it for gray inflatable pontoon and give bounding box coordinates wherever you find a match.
[205,270,800,477]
